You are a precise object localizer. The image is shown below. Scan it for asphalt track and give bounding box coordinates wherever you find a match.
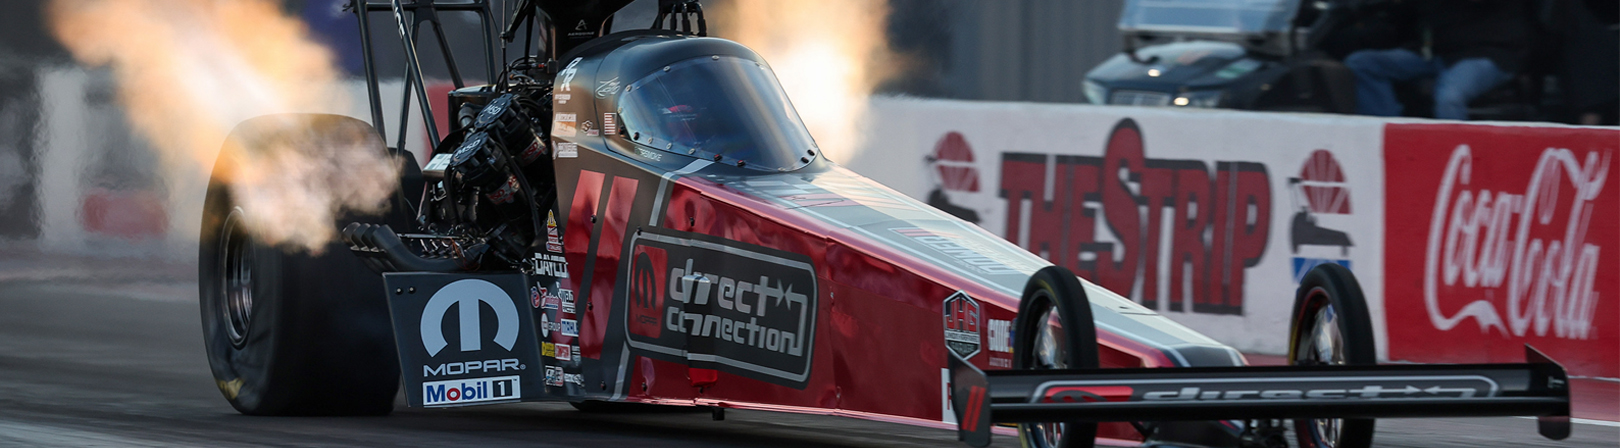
[0,257,1614,448]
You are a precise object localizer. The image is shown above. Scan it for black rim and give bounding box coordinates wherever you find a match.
[1023,290,1068,448]
[220,207,254,349]
[1295,287,1343,448]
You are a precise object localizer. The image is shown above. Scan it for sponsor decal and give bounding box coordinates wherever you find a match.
[595,78,621,99]
[583,120,598,137]
[541,342,576,362]
[987,318,1012,354]
[1040,386,1133,403]
[540,286,560,310]
[1032,376,1499,404]
[1422,145,1605,338]
[559,318,579,337]
[636,147,663,161]
[424,359,523,377]
[1000,119,1270,315]
[420,280,520,357]
[622,227,818,388]
[388,275,539,409]
[925,131,982,223]
[555,142,578,159]
[1289,150,1356,282]
[560,289,576,314]
[519,133,545,164]
[544,365,564,387]
[422,375,520,407]
[603,113,617,135]
[1384,124,1617,377]
[943,291,982,359]
[553,113,577,137]
[530,286,542,309]
[557,58,581,92]
[424,153,453,172]
[732,174,916,211]
[539,314,578,338]
[486,175,521,204]
[554,93,571,105]
[532,253,569,278]
[545,211,564,253]
[894,228,1042,276]
[565,372,585,387]
[567,19,593,38]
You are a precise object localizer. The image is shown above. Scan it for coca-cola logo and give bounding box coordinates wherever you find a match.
[1424,145,1609,340]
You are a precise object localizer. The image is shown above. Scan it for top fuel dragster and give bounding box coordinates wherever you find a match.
[196,1,1572,447]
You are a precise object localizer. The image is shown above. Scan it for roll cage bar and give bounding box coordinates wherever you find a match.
[345,0,499,152]
[342,0,704,154]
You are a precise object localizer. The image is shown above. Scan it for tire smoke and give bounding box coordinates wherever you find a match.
[709,0,898,164]
[47,0,399,253]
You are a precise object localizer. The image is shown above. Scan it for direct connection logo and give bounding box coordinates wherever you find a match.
[422,375,520,407]
[622,227,818,388]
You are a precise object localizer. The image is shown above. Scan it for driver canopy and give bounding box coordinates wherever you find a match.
[594,35,818,172]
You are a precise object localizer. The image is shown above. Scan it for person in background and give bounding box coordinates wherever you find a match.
[1551,0,1618,125]
[1343,0,1530,120]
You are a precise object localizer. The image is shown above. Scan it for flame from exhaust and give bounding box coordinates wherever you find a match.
[47,0,399,252]
[710,0,896,163]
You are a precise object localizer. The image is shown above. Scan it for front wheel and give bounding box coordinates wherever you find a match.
[1015,266,1100,448]
[1288,263,1377,448]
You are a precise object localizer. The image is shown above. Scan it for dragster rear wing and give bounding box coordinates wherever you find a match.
[947,346,1572,447]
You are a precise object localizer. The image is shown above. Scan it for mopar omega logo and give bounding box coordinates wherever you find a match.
[421,279,520,356]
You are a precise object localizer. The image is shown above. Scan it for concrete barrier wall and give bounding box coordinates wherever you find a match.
[842,97,1618,377]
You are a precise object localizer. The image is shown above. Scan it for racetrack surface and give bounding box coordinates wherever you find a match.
[0,255,1614,448]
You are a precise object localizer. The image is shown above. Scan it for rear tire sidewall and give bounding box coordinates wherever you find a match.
[1015,266,1099,448]
[1289,264,1376,448]
[200,183,294,414]
[198,114,403,416]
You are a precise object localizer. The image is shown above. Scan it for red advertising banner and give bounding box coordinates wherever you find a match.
[1385,123,1619,378]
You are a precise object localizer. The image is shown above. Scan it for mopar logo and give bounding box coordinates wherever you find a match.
[423,358,523,377]
[421,279,520,357]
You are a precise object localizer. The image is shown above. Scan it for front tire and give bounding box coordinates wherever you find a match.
[1289,263,1377,448]
[1015,266,1100,448]
[198,114,404,416]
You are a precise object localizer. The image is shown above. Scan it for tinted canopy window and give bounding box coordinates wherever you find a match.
[1120,0,1298,34]
[617,56,817,171]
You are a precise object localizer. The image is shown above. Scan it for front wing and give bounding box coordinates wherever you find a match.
[948,346,1572,447]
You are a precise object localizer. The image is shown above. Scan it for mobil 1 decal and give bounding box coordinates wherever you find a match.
[621,227,817,389]
[385,273,542,408]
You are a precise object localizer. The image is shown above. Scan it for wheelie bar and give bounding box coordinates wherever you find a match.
[948,345,1571,447]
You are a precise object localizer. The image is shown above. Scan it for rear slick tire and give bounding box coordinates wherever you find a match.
[1014,265,1100,448]
[198,114,405,416]
[1288,263,1377,448]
